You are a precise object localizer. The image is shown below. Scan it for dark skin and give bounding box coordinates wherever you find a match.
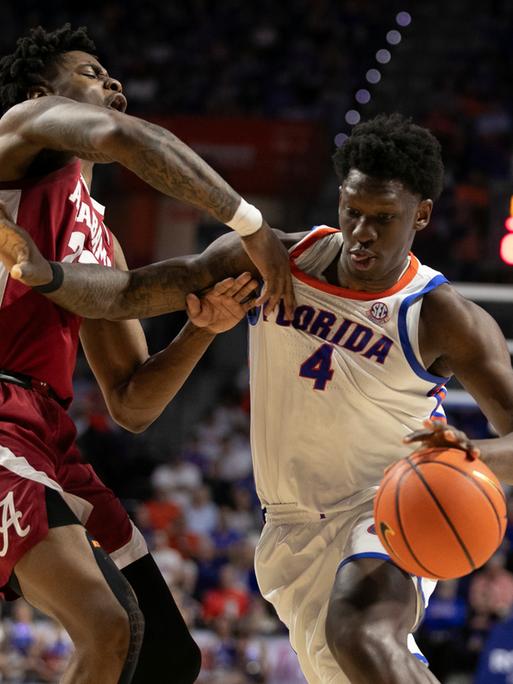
[0,49,294,316]
[2,168,513,682]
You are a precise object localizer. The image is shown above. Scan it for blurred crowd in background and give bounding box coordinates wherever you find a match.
[0,395,512,683]
[3,1,513,682]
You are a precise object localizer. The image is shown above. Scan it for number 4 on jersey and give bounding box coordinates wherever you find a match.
[299,343,334,390]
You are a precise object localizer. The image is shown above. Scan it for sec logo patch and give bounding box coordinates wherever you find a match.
[367,301,389,324]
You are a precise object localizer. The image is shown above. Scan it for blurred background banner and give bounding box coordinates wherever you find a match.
[119,116,329,196]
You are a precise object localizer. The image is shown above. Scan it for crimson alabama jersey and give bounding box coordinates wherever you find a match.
[0,160,114,404]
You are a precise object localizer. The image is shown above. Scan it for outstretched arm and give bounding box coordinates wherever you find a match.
[2,97,239,220]
[81,240,258,433]
[0,97,294,314]
[0,203,305,319]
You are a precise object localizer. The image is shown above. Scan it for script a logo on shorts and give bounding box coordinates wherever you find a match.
[367,302,389,325]
[379,521,401,559]
[0,491,30,557]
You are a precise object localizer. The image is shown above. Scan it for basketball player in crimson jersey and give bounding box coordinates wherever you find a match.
[4,115,513,683]
[0,23,287,684]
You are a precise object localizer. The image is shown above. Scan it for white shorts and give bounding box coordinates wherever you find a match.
[254,499,437,684]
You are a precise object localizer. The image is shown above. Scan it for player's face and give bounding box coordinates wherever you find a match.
[338,169,432,291]
[43,50,127,113]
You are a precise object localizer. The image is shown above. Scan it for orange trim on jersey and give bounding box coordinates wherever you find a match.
[290,227,420,301]
[289,226,341,259]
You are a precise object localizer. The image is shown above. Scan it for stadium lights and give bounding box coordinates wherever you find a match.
[396,11,412,27]
[365,69,382,84]
[335,10,412,148]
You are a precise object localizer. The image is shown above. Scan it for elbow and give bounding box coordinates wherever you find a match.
[111,413,152,434]
[113,416,153,435]
[119,421,149,435]
[108,402,155,434]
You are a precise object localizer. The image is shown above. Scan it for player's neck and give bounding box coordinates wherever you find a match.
[80,161,94,189]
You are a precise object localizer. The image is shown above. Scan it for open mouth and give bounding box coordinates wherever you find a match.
[350,251,377,271]
[107,93,127,112]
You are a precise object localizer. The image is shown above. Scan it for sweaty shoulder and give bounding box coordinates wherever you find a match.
[421,282,473,327]
[420,283,506,376]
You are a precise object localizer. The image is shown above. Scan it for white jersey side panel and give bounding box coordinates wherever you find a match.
[248,227,449,514]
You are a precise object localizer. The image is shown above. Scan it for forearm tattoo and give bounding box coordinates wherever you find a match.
[34,105,240,221]
[122,120,240,223]
[46,259,210,320]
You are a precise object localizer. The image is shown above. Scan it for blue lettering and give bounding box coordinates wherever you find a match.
[275,300,291,326]
[363,335,393,364]
[270,304,393,366]
[343,324,373,352]
[310,310,337,339]
[292,306,315,331]
[329,319,352,345]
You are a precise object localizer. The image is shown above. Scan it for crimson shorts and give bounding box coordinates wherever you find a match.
[0,382,148,594]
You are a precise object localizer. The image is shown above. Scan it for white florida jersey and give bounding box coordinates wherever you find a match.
[248,226,450,514]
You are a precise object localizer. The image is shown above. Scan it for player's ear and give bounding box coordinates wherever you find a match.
[26,85,51,100]
[414,199,433,233]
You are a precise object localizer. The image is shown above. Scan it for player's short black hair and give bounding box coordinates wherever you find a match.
[333,113,444,200]
[0,24,96,113]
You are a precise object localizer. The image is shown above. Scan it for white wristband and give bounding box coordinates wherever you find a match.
[226,198,263,236]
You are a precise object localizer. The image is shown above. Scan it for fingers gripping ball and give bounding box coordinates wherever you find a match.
[374,448,507,580]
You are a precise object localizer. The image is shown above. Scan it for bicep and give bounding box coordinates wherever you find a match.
[446,301,513,435]
[80,317,149,404]
[1,97,117,162]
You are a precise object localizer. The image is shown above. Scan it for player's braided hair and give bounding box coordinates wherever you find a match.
[0,24,96,113]
[333,113,444,200]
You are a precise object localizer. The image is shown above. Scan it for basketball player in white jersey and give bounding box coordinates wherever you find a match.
[3,113,513,684]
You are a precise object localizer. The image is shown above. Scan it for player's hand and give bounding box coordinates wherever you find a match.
[240,222,295,318]
[0,202,53,286]
[186,272,258,334]
[403,418,480,460]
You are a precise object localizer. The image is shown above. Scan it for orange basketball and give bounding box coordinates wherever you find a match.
[374,448,507,580]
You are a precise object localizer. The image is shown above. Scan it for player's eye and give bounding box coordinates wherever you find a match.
[345,207,360,218]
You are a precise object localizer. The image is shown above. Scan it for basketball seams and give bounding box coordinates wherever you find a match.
[405,456,475,572]
[394,467,440,577]
[420,460,506,548]
[376,449,505,580]
[374,460,408,516]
